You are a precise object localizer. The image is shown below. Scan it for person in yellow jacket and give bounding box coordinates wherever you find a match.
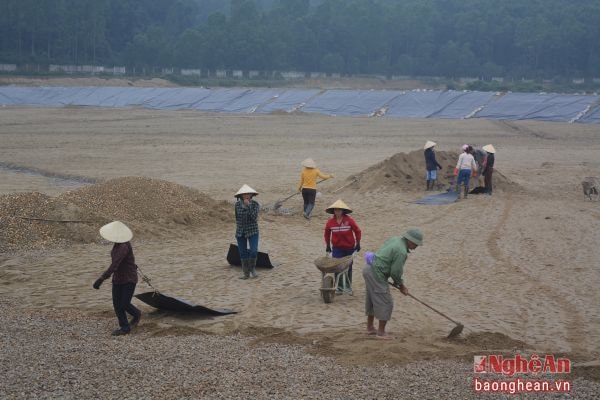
[298,158,333,219]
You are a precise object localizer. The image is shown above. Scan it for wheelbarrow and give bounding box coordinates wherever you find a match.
[313,254,354,303]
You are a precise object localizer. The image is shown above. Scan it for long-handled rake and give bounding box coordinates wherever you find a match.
[390,283,464,338]
[272,178,327,210]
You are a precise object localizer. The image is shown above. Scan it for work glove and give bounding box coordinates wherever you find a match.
[326,244,331,253]
[453,168,458,176]
[354,242,361,252]
[93,278,104,290]
[472,170,478,178]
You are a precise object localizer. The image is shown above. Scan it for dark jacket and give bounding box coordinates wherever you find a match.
[482,153,496,175]
[101,242,138,284]
[424,148,442,171]
[486,153,495,169]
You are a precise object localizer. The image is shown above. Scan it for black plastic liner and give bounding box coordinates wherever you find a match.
[135,291,237,315]
[226,243,276,268]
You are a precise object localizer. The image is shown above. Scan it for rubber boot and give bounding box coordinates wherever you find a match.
[431,179,437,191]
[464,185,469,199]
[455,184,461,200]
[239,259,250,279]
[249,258,258,278]
[426,180,431,191]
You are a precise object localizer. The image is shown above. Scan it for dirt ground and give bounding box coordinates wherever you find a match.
[1,103,600,371]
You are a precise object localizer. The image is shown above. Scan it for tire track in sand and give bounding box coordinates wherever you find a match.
[485,194,586,356]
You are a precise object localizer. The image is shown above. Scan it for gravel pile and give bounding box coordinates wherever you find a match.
[0,192,102,252]
[1,301,598,399]
[61,177,229,226]
[0,177,231,253]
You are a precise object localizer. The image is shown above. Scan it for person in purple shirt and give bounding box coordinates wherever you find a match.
[93,221,141,336]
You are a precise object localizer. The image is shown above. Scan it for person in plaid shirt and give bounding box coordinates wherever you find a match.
[234,184,260,279]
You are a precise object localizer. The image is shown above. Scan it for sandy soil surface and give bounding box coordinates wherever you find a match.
[1,106,600,393]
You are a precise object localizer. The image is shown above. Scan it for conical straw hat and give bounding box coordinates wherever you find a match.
[301,158,317,168]
[235,184,258,197]
[482,144,496,154]
[424,140,436,149]
[325,199,352,214]
[99,221,133,243]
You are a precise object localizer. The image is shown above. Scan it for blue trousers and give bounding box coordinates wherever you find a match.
[332,247,354,289]
[236,234,259,260]
[457,169,472,187]
[112,282,140,332]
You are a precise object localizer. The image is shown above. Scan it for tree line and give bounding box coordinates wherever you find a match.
[1,0,599,79]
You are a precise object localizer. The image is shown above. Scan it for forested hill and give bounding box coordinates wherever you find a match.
[1,0,599,79]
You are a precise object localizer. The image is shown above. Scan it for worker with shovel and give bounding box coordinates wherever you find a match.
[298,158,333,219]
[234,184,260,279]
[92,221,142,336]
[362,228,423,340]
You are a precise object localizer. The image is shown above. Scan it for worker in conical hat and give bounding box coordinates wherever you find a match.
[93,221,142,336]
[423,141,442,191]
[234,184,260,279]
[324,199,362,293]
[482,144,496,195]
[298,158,333,220]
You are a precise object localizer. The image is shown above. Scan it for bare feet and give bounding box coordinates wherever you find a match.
[375,333,394,340]
[366,328,377,335]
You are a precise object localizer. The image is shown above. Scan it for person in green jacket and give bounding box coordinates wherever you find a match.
[362,228,423,339]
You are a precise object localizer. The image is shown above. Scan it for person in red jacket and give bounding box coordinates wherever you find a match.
[324,199,362,293]
[93,221,141,336]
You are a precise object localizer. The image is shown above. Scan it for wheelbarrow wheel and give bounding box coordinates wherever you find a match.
[321,275,335,303]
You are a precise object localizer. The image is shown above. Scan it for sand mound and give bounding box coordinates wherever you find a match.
[0,177,230,253]
[340,150,518,193]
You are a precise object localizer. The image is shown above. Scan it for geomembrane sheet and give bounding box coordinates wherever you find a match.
[0,86,597,123]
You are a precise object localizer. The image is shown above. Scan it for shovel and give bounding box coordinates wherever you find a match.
[272,178,327,210]
[389,283,464,338]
